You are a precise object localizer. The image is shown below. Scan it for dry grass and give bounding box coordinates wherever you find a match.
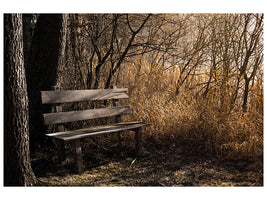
[61,51,263,170]
[120,61,263,165]
[36,58,263,186]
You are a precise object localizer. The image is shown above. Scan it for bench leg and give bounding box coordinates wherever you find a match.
[118,131,122,146]
[57,140,66,164]
[73,139,83,173]
[135,128,142,156]
[112,132,122,147]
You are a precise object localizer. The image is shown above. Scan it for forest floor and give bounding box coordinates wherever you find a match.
[32,135,263,186]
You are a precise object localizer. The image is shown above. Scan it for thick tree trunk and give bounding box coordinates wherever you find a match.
[25,14,64,154]
[4,14,38,186]
[22,14,38,69]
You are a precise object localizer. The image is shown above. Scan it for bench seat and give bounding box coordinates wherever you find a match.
[41,86,150,173]
[46,121,150,141]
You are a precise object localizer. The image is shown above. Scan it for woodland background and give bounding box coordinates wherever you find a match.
[3,13,264,187]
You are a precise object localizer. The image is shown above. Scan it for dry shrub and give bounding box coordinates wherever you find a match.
[188,97,263,162]
[61,51,263,163]
[121,62,263,163]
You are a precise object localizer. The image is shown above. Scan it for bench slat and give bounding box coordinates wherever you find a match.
[41,88,128,104]
[43,106,131,125]
[46,121,150,141]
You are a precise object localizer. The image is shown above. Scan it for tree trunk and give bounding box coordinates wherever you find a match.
[242,76,250,112]
[22,14,38,69]
[55,14,68,86]
[4,14,38,186]
[70,14,87,89]
[25,14,64,154]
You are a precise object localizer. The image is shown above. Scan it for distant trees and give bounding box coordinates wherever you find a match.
[63,13,263,113]
[67,14,152,90]
[158,14,264,113]
[236,14,263,112]
[201,14,264,112]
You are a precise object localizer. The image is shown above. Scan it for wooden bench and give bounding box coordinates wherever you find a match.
[41,85,150,173]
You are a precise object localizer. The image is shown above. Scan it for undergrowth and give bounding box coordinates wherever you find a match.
[123,63,263,165]
[61,55,263,167]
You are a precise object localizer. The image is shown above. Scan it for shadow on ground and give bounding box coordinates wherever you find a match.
[32,135,263,186]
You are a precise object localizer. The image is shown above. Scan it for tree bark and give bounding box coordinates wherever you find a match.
[22,14,38,69]
[70,14,87,89]
[242,75,250,112]
[4,14,38,186]
[55,14,68,86]
[25,14,65,153]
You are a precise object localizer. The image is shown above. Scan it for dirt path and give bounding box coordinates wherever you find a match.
[33,138,263,186]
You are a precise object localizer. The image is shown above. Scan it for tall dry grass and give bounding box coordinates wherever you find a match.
[119,61,263,163]
[62,49,263,164]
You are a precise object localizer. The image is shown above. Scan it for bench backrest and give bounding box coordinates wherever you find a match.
[41,87,130,126]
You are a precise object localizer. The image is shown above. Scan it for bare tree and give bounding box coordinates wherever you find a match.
[237,14,264,112]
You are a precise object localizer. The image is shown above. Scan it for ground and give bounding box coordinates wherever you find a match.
[32,135,263,186]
